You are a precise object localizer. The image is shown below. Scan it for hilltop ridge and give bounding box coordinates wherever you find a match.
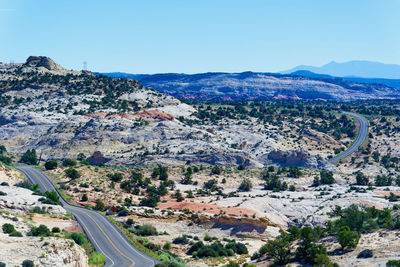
[0,57,340,169]
[101,71,400,101]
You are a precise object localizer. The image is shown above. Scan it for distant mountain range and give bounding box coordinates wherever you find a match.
[281,60,400,79]
[100,71,400,101]
[289,70,400,91]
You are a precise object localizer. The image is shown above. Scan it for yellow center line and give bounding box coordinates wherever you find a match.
[78,209,136,267]
[26,169,49,192]
[27,168,135,266]
[37,174,49,191]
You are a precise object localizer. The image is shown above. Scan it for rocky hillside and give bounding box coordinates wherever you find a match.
[0,57,342,168]
[0,165,88,266]
[101,71,400,101]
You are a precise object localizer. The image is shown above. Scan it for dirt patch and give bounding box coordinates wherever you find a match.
[0,165,24,185]
[28,214,82,232]
[84,112,108,118]
[354,199,386,209]
[84,112,136,119]
[158,200,259,217]
[374,191,400,197]
[138,110,174,120]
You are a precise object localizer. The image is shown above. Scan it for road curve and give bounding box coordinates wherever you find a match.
[328,112,368,164]
[16,166,157,267]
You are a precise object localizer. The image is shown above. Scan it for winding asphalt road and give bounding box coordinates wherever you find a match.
[16,166,157,267]
[328,112,369,163]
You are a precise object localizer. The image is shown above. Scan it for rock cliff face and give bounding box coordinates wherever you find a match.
[24,56,63,71]
[266,150,336,171]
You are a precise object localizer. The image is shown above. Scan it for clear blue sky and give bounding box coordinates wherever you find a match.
[1,0,399,73]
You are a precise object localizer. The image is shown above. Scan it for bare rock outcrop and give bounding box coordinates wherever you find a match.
[24,56,63,71]
[266,150,336,171]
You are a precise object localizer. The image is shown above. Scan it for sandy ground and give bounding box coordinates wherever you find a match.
[0,165,24,185]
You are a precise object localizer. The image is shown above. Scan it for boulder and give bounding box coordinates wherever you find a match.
[86,151,110,166]
[266,150,337,171]
[357,249,373,258]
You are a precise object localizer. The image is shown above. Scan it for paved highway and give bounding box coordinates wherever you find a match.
[16,166,157,267]
[328,112,369,164]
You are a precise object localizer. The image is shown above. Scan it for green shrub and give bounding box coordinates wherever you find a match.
[2,223,15,234]
[81,194,88,201]
[204,233,212,241]
[331,204,395,233]
[320,170,335,185]
[224,262,240,267]
[131,224,157,236]
[163,242,171,250]
[288,166,302,178]
[77,153,86,161]
[0,154,12,165]
[301,243,327,264]
[9,230,23,237]
[137,237,160,251]
[20,149,38,165]
[238,178,252,192]
[52,227,61,233]
[89,252,106,265]
[39,190,60,205]
[69,232,85,245]
[387,260,400,267]
[29,224,51,237]
[355,171,369,185]
[187,240,247,258]
[30,206,46,215]
[264,238,291,265]
[264,175,287,191]
[225,241,248,254]
[211,166,222,175]
[44,160,58,170]
[314,253,338,267]
[108,172,123,182]
[173,235,189,244]
[152,165,169,180]
[157,250,185,266]
[203,179,219,191]
[95,199,105,211]
[187,241,204,255]
[65,168,80,179]
[338,226,359,250]
[375,175,392,186]
[295,227,327,264]
[62,158,77,167]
